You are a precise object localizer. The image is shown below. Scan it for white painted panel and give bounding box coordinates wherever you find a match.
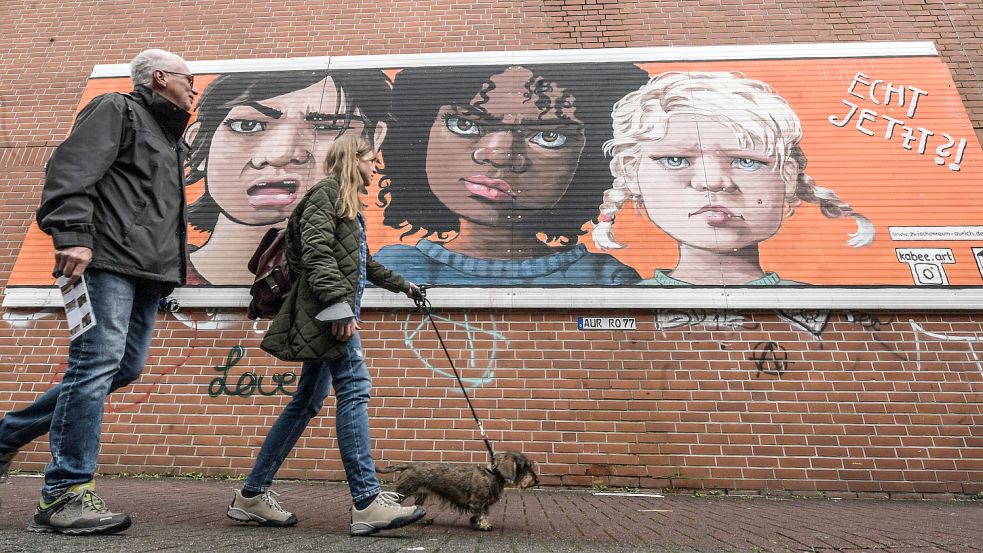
[5,286,983,310]
[89,42,938,77]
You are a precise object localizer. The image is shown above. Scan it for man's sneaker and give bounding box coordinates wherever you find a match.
[227,490,298,527]
[26,481,131,535]
[350,491,426,536]
[0,451,16,483]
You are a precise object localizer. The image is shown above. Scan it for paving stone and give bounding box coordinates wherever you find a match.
[0,476,980,552]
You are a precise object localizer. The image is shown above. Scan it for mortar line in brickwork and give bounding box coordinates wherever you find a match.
[939,0,982,98]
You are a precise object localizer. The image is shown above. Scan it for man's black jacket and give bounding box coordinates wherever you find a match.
[38,84,191,290]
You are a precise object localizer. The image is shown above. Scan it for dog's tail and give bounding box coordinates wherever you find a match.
[376,464,410,474]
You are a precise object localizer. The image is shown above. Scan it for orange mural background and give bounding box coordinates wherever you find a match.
[8,55,981,287]
[604,57,982,285]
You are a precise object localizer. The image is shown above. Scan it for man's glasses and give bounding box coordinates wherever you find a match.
[160,70,194,86]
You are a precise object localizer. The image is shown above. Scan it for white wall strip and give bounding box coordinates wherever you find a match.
[89,41,938,78]
[5,285,982,310]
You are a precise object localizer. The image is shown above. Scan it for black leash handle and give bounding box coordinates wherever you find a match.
[412,285,496,461]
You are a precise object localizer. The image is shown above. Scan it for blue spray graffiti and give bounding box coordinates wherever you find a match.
[402,311,505,389]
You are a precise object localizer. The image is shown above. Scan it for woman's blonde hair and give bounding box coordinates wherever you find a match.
[323,135,374,219]
[594,71,874,250]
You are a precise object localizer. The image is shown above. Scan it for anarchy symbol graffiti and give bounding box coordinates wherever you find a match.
[750,341,790,377]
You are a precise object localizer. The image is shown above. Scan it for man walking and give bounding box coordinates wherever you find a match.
[0,48,197,535]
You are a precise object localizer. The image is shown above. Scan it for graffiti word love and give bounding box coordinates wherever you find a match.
[828,72,968,171]
[208,346,297,397]
[750,341,790,377]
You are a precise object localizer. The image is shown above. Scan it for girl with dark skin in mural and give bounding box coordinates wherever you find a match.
[374,63,650,285]
[185,69,390,284]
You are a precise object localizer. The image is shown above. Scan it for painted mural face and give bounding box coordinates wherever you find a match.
[424,67,587,228]
[634,116,796,252]
[205,77,366,226]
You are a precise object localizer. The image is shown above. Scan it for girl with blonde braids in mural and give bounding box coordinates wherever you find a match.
[594,71,875,286]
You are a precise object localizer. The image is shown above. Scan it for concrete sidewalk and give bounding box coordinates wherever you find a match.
[1,475,981,553]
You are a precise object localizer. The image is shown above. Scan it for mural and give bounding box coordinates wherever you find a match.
[373,63,648,285]
[596,71,873,286]
[184,69,391,284]
[6,43,982,307]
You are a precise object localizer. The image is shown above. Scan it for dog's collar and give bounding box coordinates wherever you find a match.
[483,466,502,478]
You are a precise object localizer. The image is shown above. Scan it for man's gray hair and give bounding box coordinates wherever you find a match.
[130,49,181,86]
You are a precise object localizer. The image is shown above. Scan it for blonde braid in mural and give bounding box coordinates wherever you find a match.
[790,150,875,247]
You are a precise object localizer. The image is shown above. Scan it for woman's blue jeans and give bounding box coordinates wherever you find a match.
[0,269,163,502]
[243,333,380,504]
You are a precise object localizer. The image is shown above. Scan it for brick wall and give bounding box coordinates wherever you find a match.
[1,0,981,497]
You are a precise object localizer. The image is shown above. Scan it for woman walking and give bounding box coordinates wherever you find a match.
[227,135,425,536]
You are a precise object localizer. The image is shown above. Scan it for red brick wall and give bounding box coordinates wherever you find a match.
[2,0,981,497]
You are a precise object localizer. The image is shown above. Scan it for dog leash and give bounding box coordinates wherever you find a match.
[412,285,496,462]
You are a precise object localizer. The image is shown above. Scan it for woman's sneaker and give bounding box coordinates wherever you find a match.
[27,481,131,535]
[227,490,298,527]
[350,491,426,536]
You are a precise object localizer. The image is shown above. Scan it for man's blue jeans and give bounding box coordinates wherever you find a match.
[243,333,380,504]
[0,269,163,502]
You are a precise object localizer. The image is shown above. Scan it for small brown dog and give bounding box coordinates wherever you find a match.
[377,451,538,531]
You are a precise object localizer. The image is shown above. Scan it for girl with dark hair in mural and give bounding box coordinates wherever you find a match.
[184,69,391,284]
[595,71,874,286]
[373,63,649,285]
